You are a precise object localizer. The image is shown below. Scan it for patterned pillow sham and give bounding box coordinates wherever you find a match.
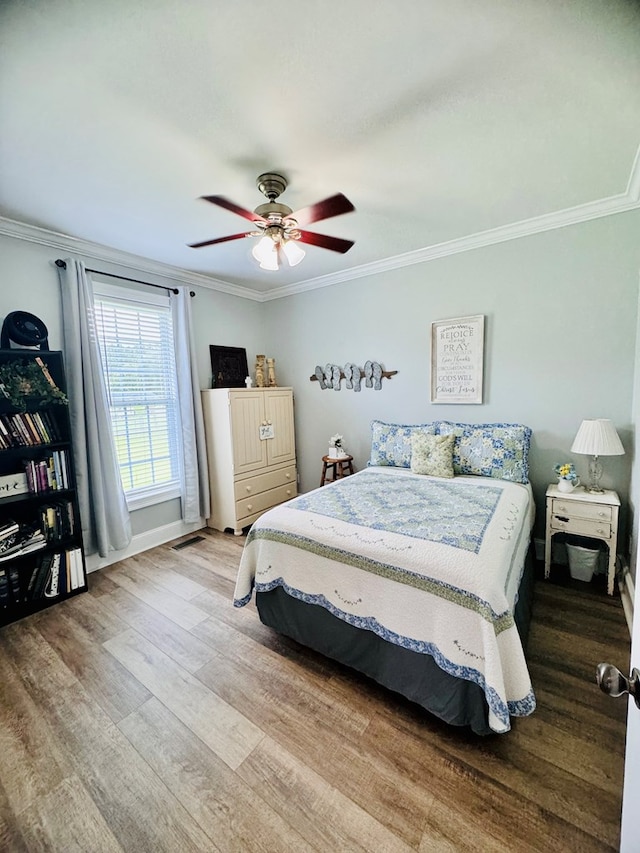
[436,422,532,484]
[369,420,436,468]
[410,433,455,478]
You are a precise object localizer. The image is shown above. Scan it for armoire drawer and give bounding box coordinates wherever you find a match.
[234,465,297,501]
[235,481,297,522]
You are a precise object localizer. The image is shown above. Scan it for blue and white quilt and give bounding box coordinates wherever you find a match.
[234,466,535,733]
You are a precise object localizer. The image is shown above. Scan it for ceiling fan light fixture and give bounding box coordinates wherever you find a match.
[281,238,306,267]
[189,173,355,267]
[251,234,279,270]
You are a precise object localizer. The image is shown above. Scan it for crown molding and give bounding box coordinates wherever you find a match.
[0,216,265,302]
[263,181,640,301]
[2,146,639,305]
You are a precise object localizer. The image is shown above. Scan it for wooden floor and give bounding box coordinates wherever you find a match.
[0,530,630,852]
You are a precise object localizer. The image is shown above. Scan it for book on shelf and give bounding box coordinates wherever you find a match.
[65,547,84,591]
[0,568,8,607]
[0,527,47,562]
[31,553,54,600]
[41,411,61,442]
[0,565,24,606]
[25,415,40,443]
[27,555,51,601]
[43,552,62,599]
[31,411,51,443]
[40,500,75,542]
[0,414,24,447]
[0,519,19,540]
[0,531,20,554]
[7,566,20,601]
[26,549,84,601]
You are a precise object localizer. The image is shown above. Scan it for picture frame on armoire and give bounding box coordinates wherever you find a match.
[209,345,249,389]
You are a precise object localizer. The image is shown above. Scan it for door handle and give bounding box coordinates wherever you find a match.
[596,662,640,709]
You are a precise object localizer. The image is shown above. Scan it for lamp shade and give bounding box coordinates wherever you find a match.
[570,419,625,456]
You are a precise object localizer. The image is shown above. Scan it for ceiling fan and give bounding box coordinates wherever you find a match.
[188,173,355,270]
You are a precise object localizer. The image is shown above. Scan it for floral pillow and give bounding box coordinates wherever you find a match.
[369,420,436,468]
[436,422,532,483]
[410,433,455,478]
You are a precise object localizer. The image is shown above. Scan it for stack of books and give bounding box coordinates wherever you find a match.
[0,547,85,608]
[25,548,85,601]
[0,410,60,449]
[24,450,69,494]
[0,525,47,562]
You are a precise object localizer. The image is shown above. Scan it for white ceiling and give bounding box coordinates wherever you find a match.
[1,0,639,295]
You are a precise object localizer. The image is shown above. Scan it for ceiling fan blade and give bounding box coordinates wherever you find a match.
[187,232,252,249]
[297,230,354,254]
[199,195,266,223]
[290,193,355,227]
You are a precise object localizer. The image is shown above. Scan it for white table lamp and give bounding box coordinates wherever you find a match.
[570,418,625,493]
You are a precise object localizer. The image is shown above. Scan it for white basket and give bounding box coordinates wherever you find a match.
[566,543,599,582]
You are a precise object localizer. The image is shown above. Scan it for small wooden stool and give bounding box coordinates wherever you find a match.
[320,454,354,486]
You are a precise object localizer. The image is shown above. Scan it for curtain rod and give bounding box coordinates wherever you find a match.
[55,259,195,297]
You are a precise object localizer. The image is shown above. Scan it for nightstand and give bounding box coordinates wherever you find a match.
[544,484,620,596]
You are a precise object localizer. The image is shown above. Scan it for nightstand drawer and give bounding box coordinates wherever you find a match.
[550,515,611,539]
[551,498,612,523]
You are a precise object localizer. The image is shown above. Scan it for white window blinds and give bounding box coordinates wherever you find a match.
[93,284,181,507]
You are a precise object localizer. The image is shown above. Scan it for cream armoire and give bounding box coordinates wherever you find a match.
[201,387,297,535]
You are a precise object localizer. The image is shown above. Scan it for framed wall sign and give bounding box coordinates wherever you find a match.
[430,315,485,404]
[209,345,249,389]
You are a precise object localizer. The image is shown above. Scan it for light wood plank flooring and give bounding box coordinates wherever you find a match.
[0,530,630,852]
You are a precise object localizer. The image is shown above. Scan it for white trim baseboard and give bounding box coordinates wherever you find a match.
[85,518,206,573]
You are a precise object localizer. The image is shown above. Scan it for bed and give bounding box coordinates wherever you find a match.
[233,420,536,735]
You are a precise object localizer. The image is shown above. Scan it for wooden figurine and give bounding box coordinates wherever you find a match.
[267,357,277,387]
[255,354,266,388]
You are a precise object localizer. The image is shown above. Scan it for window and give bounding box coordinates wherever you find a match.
[93,282,182,509]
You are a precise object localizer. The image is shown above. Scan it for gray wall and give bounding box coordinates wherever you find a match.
[1,209,639,552]
[0,233,266,544]
[265,212,640,542]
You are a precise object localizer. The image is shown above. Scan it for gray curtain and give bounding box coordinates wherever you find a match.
[172,287,210,522]
[58,258,132,557]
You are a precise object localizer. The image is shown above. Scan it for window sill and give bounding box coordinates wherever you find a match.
[126,485,182,512]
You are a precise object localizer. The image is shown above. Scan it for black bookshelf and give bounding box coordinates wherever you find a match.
[0,349,87,626]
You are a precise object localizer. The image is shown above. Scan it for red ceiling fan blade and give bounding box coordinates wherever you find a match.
[297,230,354,254]
[290,193,355,227]
[199,195,266,223]
[187,232,253,249]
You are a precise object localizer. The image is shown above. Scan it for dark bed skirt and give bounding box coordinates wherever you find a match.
[255,543,536,736]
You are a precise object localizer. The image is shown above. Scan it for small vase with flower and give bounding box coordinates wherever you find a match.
[328,433,346,459]
[554,462,580,493]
